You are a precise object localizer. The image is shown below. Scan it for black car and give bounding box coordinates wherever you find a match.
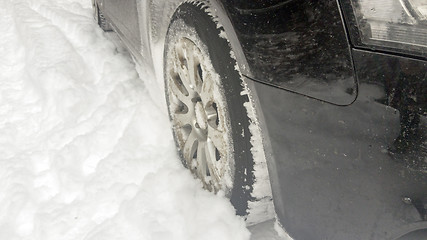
[92,0,427,239]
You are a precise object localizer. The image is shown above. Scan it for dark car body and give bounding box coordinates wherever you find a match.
[94,0,427,239]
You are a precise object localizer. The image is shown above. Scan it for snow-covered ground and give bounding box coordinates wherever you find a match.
[0,0,285,239]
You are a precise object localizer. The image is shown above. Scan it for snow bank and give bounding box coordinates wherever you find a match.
[0,0,250,239]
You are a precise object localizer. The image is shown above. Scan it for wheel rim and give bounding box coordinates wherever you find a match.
[166,37,234,193]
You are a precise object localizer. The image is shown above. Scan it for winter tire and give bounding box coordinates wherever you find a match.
[164,3,255,217]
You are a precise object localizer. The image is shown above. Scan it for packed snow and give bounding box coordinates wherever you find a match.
[0,0,286,239]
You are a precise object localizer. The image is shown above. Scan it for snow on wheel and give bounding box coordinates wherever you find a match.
[164,3,256,217]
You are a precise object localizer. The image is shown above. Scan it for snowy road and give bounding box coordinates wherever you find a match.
[0,0,285,239]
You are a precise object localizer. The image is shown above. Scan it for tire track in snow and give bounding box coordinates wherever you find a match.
[10,0,138,159]
[0,3,43,238]
[0,0,42,157]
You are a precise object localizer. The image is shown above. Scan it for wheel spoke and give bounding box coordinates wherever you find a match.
[206,139,218,163]
[196,141,208,180]
[173,46,193,92]
[183,130,198,164]
[205,139,219,181]
[173,111,192,126]
[179,68,193,92]
[174,61,192,91]
[199,74,215,103]
[186,46,197,89]
[170,79,190,104]
[195,64,203,93]
[207,124,226,155]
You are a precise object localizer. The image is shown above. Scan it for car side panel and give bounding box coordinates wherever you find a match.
[103,0,142,58]
[220,0,357,105]
[253,50,427,239]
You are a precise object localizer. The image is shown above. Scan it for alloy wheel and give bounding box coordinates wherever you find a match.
[166,37,234,194]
